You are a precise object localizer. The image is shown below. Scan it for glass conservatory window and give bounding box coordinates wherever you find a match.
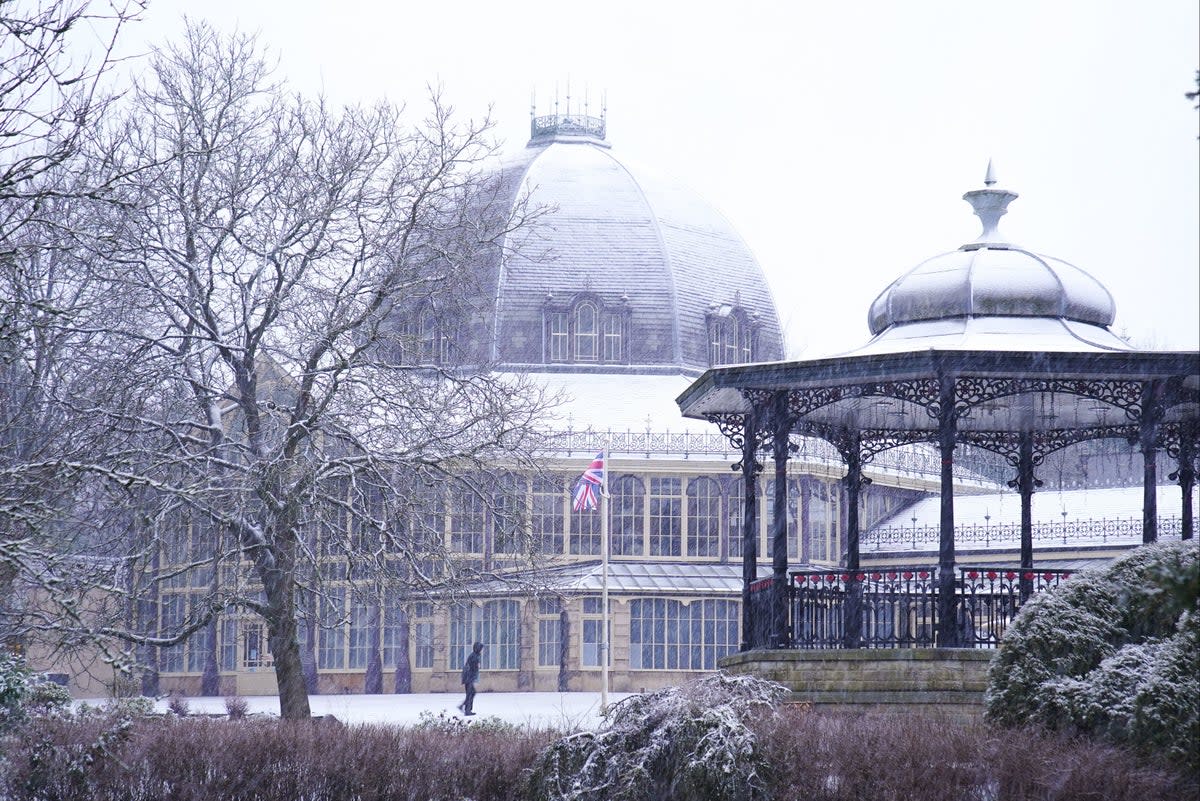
[629,598,739,670]
[686,477,721,558]
[537,598,563,668]
[533,476,564,555]
[318,587,346,669]
[347,601,371,669]
[648,477,682,556]
[450,484,486,554]
[570,497,601,555]
[450,600,520,671]
[611,475,645,556]
[709,308,755,366]
[413,603,434,669]
[581,597,610,668]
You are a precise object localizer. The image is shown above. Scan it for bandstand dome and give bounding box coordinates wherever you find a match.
[485,112,784,373]
[859,163,1130,355]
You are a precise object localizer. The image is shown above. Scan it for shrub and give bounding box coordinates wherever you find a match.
[986,539,1199,773]
[524,673,787,801]
[167,695,190,716]
[756,708,1195,801]
[224,696,249,719]
[0,653,72,733]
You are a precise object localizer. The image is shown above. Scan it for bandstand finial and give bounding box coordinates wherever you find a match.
[962,162,1019,249]
[983,158,997,186]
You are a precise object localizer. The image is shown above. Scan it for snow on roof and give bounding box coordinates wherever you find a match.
[529,371,713,435]
[877,483,1195,530]
[865,483,1195,554]
[473,560,775,597]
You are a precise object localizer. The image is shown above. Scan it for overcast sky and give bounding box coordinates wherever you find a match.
[114,0,1199,357]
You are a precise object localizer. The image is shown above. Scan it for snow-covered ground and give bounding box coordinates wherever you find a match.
[82,691,636,730]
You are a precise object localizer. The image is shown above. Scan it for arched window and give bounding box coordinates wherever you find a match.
[542,295,629,364]
[707,305,757,366]
[575,301,597,362]
[610,475,645,556]
[686,477,722,558]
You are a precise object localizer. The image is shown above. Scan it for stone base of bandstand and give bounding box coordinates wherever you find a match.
[719,648,993,721]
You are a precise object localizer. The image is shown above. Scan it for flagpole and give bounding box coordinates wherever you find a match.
[600,443,610,714]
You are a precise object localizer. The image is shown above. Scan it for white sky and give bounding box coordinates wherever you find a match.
[109,0,1199,357]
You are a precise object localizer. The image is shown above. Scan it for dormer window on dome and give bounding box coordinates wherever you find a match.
[543,292,631,365]
[707,303,759,366]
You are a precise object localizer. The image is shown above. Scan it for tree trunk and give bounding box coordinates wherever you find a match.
[261,550,311,719]
[364,603,383,694]
[393,610,411,694]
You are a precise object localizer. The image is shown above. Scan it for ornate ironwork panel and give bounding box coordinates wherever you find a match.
[959,426,1138,468]
[781,566,1072,650]
[784,379,943,422]
[958,568,1073,647]
[952,377,1145,421]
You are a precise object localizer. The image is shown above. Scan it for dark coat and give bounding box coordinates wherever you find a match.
[461,650,481,686]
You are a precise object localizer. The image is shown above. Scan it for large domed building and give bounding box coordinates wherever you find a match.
[345,113,968,696]
[124,114,993,699]
[489,113,784,373]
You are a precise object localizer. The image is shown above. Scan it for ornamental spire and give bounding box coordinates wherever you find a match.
[961,160,1018,250]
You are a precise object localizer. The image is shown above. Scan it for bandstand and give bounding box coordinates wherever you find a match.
[677,167,1200,656]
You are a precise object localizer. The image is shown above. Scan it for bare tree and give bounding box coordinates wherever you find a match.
[1,0,144,249]
[1,0,146,673]
[69,22,553,719]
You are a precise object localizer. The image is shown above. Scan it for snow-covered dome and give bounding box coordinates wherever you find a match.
[486,113,784,373]
[860,164,1130,353]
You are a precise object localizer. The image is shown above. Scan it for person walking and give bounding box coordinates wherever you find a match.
[457,641,483,716]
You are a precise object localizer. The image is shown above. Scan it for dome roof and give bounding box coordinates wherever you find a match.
[486,114,784,372]
[860,164,1129,354]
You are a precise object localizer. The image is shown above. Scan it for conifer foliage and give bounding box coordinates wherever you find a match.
[985,539,1198,773]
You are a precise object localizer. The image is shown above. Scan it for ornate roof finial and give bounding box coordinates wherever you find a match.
[961,161,1018,250]
[529,81,609,146]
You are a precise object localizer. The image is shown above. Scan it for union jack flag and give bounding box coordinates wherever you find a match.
[572,452,606,512]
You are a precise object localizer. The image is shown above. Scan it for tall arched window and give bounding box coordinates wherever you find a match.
[610,475,645,556]
[575,301,597,362]
[686,477,721,558]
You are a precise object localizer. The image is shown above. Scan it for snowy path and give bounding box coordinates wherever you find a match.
[84,691,636,730]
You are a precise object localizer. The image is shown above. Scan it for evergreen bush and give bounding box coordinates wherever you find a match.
[524,673,786,801]
[986,539,1199,772]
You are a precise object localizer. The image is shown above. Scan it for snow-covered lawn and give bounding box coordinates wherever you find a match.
[82,691,636,730]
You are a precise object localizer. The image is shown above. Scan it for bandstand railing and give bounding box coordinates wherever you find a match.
[748,566,1073,650]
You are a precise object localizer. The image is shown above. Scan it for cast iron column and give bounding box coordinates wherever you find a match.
[740,408,759,651]
[842,430,864,648]
[769,392,791,649]
[1139,380,1165,544]
[1176,424,1196,540]
[1017,430,1036,602]
[936,372,960,647]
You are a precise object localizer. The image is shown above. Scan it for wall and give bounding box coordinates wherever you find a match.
[719,648,993,719]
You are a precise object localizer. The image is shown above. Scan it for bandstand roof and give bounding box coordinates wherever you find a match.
[677,168,1200,442]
